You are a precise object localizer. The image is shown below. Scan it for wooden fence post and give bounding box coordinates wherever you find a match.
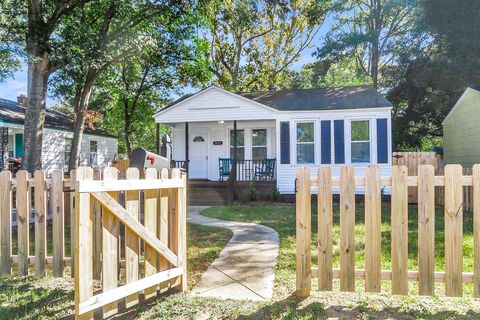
[296,167,311,297]
[34,170,47,276]
[317,166,332,291]
[52,170,65,277]
[473,164,480,298]
[16,170,30,275]
[391,165,408,295]
[0,171,12,275]
[418,165,435,296]
[444,164,463,297]
[125,167,140,308]
[158,168,170,292]
[144,168,159,299]
[70,169,76,277]
[102,167,119,317]
[92,169,102,280]
[365,165,381,293]
[340,166,355,292]
[74,167,94,320]
[178,171,187,291]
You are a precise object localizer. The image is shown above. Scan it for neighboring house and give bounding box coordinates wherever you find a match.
[154,85,392,194]
[443,85,480,168]
[0,96,118,173]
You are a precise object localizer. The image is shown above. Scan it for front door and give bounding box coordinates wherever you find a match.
[189,132,208,179]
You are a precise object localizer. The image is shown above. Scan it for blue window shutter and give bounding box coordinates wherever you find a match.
[280,121,290,164]
[321,120,331,164]
[377,118,388,163]
[334,120,345,164]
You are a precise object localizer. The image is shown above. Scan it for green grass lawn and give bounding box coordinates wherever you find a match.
[0,223,232,320]
[2,204,480,320]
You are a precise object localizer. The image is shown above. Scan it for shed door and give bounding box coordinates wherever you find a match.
[189,133,208,179]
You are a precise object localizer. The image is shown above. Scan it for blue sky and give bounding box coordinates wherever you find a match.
[0,16,333,106]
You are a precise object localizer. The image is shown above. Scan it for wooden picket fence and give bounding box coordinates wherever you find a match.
[0,166,187,319]
[296,164,480,298]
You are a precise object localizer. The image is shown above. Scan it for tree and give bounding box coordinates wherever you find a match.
[50,0,207,171]
[20,0,95,173]
[279,55,373,89]
[97,37,210,157]
[316,0,423,88]
[207,0,331,91]
[0,1,23,82]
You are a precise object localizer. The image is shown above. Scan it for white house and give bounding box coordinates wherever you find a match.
[154,85,392,194]
[0,96,118,173]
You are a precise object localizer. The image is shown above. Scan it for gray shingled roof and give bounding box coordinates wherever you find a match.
[163,85,392,111]
[0,98,115,138]
[240,85,392,110]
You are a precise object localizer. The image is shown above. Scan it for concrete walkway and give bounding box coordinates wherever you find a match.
[187,206,279,301]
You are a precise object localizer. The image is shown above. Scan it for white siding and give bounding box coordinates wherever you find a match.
[41,128,118,174]
[275,108,392,194]
[155,87,277,123]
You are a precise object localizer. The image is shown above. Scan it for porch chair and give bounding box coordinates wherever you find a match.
[254,158,276,181]
[219,158,233,181]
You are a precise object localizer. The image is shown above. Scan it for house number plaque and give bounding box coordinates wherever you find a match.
[213,141,223,145]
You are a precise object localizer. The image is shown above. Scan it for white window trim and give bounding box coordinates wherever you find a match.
[226,126,272,160]
[348,118,373,164]
[294,120,316,165]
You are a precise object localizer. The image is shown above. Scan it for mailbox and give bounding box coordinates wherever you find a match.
[129,148,170,171]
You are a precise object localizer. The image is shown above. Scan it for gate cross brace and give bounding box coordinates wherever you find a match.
[91,191,178,266]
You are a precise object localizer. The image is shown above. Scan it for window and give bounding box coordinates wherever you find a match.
[89,140,98,166]
[64,137,73,165]
[193,136,205,142]
[252,129,267,160]
[229,130,245,160]
[351,120,370,163]
[296,122,314,164]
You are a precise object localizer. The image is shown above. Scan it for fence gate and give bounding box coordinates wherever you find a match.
[296,164,480,298]
[74,167,187,319]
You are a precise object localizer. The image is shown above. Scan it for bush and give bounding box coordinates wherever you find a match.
[249,183,259,201]
[272,186,281,202]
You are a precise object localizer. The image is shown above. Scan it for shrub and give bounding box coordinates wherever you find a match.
[272,186,281,202]
[249,183,259,201]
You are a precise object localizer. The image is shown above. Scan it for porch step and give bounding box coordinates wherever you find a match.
[188,181,228,206]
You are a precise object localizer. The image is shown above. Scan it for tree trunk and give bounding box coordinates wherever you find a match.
[23,51,49,173]
[68,69,96,171]
[123,100,132,156]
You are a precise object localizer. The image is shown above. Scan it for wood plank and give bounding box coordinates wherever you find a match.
[34,170,47,276]
[295,167,311,296]
[391,166,408,294]
[178,171,187,291]
[365,166,381,292]
[158,168,170,291]
[70,170,76,277]
[317,167,333,291]
[74,167,94,320]
[311,268,475,283]
[444,164,463,297]
[92,170,102,280]
[16,170,30,275]
[144,168,158,299]
[78,267,182,315]
[418,165,435,296]
[76,178,184,192]
[0,171,12,274]
[340,166,355,292]
[102,167,119,317]
[92,192,178,265]
[125,168,140,308]
[473,164,480,297]
[51,170,65,277]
